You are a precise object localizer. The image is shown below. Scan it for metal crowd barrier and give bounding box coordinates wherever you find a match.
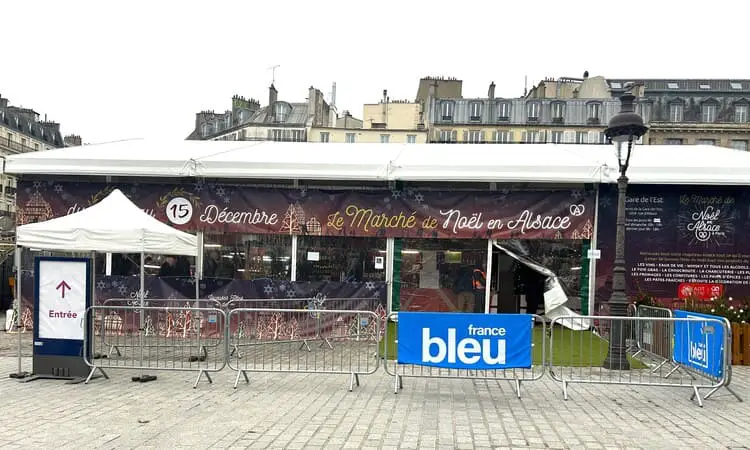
[548,314,742,407]
[225,297,385,358]
[83,305,227,388]
[226,307,381,390]
[383,312,546,398]
[631,305,676,373]
[99,298,224,359]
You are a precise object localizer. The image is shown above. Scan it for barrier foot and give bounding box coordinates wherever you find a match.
[234,370,249,389]
[348,373,360,392]
[107,345,122,357]
[322,338,333,350]
[393,374,403,394]
[512,380,522,399]
[704,385,744,402]
[230,344,242,359]
[200,345,208,359]
[84,366,108,384]
[8,371,30,379]
[131,374,157,383]
[193,369,212,389]
[650,359,668,373]
[663,365,680,379]
[562,381,569,401]
[690,386,704,407]
[300,340,311,352]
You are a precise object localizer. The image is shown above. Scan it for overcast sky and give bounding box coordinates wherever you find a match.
[2,0,747,144]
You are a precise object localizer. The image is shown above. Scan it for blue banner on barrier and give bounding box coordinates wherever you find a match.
[397,312,533,370]
[673,310,725,379]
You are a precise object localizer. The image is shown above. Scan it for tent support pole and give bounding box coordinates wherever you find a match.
[9,246,29,379]
[195,232,203,301]
[132,251,155,383]
[484,239,493,314]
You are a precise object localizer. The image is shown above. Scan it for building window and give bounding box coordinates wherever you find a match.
[274,103,288,122]
[494,131,511,143]
[380,134,390,143]
[438,130,457,143]
[203,233,292,280]
[522,131,542,143]
[527,102,540,120]
[696,139,716,146]
[271,129,305,142]
[34,143,39,151]
[297,236,386,283]
[665,138,684,145]
[735,104,748,123]
[551,102,565,119]
[669,103,684,122]
[469,102,482,121]
[575,131,588,144]
[440,101,454,121]
[406,134,417,144]
[466,131,483,143]
[496,102,510,120]
[731,140,748,151]
[587,102,601,123]
[550,131,564,144]
[319,132,330,143]
[345,133,356,143]
[701,103,717,123]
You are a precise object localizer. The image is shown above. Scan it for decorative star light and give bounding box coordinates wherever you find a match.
[194,183,204,192]
[571,190,583,200]
[279,284,286,292]
[53,184,64,194]
[224,196,231,204]
[216,186,226,197]
[118,285,128,295]
[285,289,296,298]
[263,285,274,295]
[96,280,106,290]
[33,181,43,188]
[391,190,402,199]
[422,204,429,211]
[299,188,307,197]
[365,281,376,291]
[414,193,424,203]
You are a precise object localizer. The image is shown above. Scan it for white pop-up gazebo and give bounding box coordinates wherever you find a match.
[12,188,199,378]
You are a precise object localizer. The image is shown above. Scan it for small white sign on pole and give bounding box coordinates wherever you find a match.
[587,249,602,260]
[37,259,88,341]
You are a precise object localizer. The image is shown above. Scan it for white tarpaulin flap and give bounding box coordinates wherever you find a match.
[16,189,197,255]
[493,241,591,331]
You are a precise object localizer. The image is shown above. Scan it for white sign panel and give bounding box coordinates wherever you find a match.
[38,260,88,341]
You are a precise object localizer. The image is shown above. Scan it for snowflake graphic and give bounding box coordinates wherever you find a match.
[414,193,425,203]
[216,186,226,197]
[383,197,390,203]
[571,190,583,200]
[194,182,204,192]
[385,203,393,210]
[422,204,429,211]
[224,196,231,204]
[501,188,511,195]
[96,280,106,290]
[299,187,307,197]
[118,285,128,296]
[33,181,43,188]
[599,196,613,209]
[47,180,54,186]
[186,277,196,285]
[53,184,64,194]
[279,284,287,292]
[391,190,402,199]
[365,281,376,291]
[285,289,296,298]
[263,285,274,295]
[328,194,337,201]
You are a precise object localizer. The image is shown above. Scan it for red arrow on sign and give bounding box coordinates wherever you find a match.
[56,280,71,298]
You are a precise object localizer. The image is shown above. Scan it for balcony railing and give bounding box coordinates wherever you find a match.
[0,139,38,155]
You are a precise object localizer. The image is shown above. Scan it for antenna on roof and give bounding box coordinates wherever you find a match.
[268,65,280,85]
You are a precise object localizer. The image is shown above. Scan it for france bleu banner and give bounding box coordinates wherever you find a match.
[673,310,725,379]
[397,312,533,370]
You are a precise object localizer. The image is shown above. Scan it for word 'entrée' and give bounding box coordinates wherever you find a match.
[49,310,78,319]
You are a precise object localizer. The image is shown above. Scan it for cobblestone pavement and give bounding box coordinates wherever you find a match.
[1,331,749,449]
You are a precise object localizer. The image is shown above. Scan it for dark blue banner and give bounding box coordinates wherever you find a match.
[396,312,533,369]
[673,310,725,379]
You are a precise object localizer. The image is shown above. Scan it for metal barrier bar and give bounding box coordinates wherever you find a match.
[382,312,546,399]
[225,297,386,358]
[83,305,227,388]
[548,315,741,407]
[632,305,676,373]
[99,298,223,359]
[227,307,381,391]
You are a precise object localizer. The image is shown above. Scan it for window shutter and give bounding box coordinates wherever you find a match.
[563,131,575,143]
[588,131,598,143]
[463,130,468,142]
[480,131,486,143]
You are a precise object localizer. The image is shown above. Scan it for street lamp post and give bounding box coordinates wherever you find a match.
[602,90,648,370]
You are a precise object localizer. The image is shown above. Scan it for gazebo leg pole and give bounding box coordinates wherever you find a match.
[9,246,29,379]
[132,251,155,383]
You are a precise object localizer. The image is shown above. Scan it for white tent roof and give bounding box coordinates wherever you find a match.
[17,189,197,255]
[4,138,750,186]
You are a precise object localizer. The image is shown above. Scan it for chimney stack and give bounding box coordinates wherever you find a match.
[269,84,278,105]
[488,81,496,100]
